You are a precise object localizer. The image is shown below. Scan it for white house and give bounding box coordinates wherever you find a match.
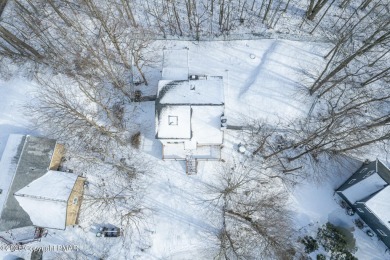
[14,170,80,230]
[155,50,226,174]
[0,135,85,244]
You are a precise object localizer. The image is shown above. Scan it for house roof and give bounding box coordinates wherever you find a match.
[0,135,57,232]
[156,77,225,143]
[157,77,224,105]
[156,105,191,139]
[338,159,390,231]
[15,170,78,230]
[191,106,224,144]
[156,49,225,147]
[342,172,387,204]
[365,186,390,229]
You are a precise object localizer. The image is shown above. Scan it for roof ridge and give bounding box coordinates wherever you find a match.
[14,192,68,203]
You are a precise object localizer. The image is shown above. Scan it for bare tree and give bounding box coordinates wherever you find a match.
[306,0,329,21]
[210,161,296,259]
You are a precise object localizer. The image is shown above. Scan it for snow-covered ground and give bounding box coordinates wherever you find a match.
[133,39,390,260]
[0,79,39,158]
[0,39,389,259]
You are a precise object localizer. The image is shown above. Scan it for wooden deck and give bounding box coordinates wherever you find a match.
[66,176,86,226]
[49,143,65,170]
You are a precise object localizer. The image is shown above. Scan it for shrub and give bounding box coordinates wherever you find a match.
[134,90,142,102]
[317,223,357,260]
[317,254,326,260]
[301,235,319,253]
[130,131,141,149]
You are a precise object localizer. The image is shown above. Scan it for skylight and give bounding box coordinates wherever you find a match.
[168,116,178,125]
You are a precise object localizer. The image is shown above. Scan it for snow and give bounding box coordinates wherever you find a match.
[366,186,390,230]
[0,79,38,159]
[162,49,189,80]
[157,77,224,105]
[191,106,224,144]
[15,197,67,230]
[291,158,390,259]
[157,106,191,139]
[156,61,224,151]
[14,170,78,230]
[185,40,321,124]
[141,162,221,260]
[162,68,189,80]
[0,39,389,259]
[342,173,387,204]
[15,170,78,202]
[0,134,24,217]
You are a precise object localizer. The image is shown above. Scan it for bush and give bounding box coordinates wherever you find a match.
[317,223,357,260]
[301,235,319,253]
[130,131,141,149]
[134,90,142,102]
[317,254,326,260]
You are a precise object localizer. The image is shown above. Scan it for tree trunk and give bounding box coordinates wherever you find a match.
[306,0,329,21]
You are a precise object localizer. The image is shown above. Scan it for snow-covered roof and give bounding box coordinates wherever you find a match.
[15,170,78,202]
[191,106,224,144]
[156,106,191,139]
[365,186,390,229]
[157,77,224,105]
[156,76,225,144]
[15,170,78,230]
[156,50,224,150]
[0,135,57,232]
[156,105,224,143]
[342,172,387,204]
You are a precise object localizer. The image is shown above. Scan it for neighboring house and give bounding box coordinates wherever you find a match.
[0,135,85,244]
[155,49,226,174]
[336,159,390,249]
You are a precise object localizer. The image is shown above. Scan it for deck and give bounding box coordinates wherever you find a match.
[163,144,221,160]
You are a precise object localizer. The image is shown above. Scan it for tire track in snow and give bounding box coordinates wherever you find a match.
[239,41,278,98]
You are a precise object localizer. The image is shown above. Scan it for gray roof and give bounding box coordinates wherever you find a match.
[0,136,56,231]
